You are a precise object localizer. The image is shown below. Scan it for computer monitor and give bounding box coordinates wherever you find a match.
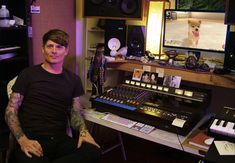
[163,9,227,53]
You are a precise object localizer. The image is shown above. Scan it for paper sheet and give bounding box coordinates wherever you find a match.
[172,118,186,128]
[214,141,235,155]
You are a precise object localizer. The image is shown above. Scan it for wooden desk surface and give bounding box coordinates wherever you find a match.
[84,109,210,157]
[107,60,235,89]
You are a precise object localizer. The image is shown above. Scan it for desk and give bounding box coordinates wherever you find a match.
[84,109,210,157]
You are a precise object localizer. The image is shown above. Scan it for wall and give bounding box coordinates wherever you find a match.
[31,0,77,72]
[75,0,85,82]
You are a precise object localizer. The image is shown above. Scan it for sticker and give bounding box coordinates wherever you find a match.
[143,65,151,72]
[30,5,40,14]
[172,118,186,128]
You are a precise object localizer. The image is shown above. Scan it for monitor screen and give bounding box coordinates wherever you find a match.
[163,10,227,53]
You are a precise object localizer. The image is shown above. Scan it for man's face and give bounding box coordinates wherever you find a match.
[42,40,68,64]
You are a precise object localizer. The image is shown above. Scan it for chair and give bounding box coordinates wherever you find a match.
[6,77,17,99]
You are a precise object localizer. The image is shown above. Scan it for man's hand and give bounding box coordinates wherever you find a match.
[18,136,43,158]
[77,130,100,149]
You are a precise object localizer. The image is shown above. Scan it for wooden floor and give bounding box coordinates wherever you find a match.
[98,132,201,163]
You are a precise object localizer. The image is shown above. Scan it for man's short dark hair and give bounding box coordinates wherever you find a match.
[42,29,69,48]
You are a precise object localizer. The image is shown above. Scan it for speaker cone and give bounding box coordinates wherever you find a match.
[121,0,137,15]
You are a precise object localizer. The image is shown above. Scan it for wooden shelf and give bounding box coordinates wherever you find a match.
[107,60,235,89]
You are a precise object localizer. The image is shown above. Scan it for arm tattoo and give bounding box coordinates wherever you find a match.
[70,97,87,135]
[5,92,25,140]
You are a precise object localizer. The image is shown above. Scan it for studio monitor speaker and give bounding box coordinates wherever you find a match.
[127,25,145,57]
[83,0,143,19]
[104,20,126,56]
[225,0,235,24]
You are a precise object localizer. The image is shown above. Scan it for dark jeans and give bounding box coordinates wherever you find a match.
[13,135,101,163]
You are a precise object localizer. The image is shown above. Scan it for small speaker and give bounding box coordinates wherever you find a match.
[127,25,145,57]
[104,20,126,56]
[83,0,143,20]
[224,26,235,71]
[225,0,235,24]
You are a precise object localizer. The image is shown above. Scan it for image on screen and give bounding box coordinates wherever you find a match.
[163,10,227,53]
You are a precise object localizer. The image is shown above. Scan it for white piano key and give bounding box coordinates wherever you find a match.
[216,120,225,134]
[219,120,230,135]
[209,119,218,133]
[226,122,235,138]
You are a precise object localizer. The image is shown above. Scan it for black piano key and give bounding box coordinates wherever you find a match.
[223,121,228,127]
[216,119,221,125]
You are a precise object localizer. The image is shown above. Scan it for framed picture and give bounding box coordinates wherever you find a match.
[132,69,144,81]
[176,0,225,11]
[163,75,181,88]
[150,72,158,84]
[141,71,151,83]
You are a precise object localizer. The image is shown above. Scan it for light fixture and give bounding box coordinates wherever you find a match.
[146,0,170,58]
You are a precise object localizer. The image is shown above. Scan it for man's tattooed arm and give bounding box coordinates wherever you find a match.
[70,97,88,137]
[5,92,25,141]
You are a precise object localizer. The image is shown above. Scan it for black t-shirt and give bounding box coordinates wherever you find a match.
[12,64,84,136]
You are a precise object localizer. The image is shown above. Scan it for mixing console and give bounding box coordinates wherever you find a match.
[91,79,209,136]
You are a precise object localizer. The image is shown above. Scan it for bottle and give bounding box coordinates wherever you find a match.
[0,5,10,27]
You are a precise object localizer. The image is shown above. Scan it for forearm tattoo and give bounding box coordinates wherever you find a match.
[70,97,88,135]
[5,92,25,140]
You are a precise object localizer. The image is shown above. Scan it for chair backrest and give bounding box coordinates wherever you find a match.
[7,76,17,99]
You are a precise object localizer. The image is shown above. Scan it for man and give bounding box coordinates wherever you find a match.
[5,29,101,163]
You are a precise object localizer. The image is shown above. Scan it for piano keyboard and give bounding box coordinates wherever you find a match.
[208,106,235,142]
[209,119,235,138]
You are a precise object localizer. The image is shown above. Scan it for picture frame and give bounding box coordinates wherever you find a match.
[163,75,181,88]
[132,69,144,81]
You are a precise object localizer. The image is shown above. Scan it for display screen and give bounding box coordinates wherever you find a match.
[163,10,227,53]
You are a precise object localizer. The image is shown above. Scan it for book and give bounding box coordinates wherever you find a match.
[189,131,214,150]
